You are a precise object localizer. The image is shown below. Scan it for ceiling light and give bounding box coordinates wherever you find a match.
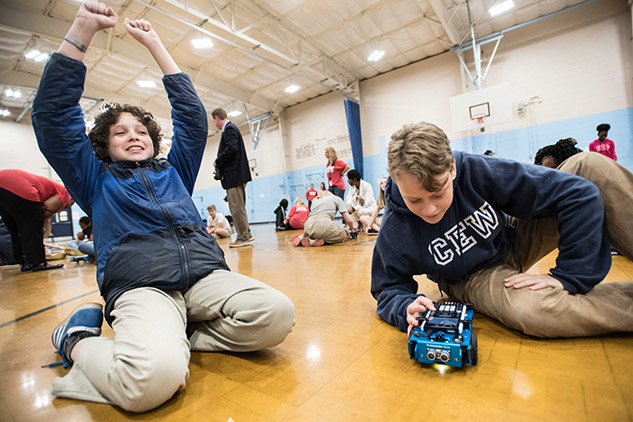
[191,38,214,49]
[25,49,41,59]
[489,0,514,16]
[137,80,157,88]
[1,109,11,117]
[34,53,49,62]
[368,49,385,62]
[227,110,242,117]
[5,89,22,99]
[285,84,300,94]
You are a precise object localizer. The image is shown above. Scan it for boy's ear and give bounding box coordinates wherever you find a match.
[450,159,457,180]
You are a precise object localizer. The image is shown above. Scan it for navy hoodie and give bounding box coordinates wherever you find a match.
[371,151,611,332]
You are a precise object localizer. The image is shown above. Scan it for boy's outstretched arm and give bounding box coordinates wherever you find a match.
[59,0,118,61]
[123,18,180,75]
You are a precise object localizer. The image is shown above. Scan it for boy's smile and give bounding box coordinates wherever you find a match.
[108,112,154,162]
[394,164,456,224]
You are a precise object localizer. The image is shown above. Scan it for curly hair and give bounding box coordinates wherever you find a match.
[596,123,611,133]
[88,103,162,163]
[534,138,581,167]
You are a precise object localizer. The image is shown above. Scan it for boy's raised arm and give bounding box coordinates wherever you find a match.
[123,18,180,75]
[59,1,118,61]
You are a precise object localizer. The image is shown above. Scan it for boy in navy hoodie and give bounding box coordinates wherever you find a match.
[32,1,294,412]
[372,122,633,338]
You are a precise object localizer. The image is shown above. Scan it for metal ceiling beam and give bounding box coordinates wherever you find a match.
[428,0,460,46]
[0,3,279,114]
[453,0,599,53]
[243,0,358,97]
[146,0,358,99]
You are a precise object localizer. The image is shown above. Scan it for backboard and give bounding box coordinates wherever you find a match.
[449,83,512,132]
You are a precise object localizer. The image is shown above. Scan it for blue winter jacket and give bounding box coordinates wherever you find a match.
[371,151,611,332]
[32,53,229,324]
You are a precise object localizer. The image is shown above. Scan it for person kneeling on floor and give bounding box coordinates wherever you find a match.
[294,190,356,247]
[372,121,633,339]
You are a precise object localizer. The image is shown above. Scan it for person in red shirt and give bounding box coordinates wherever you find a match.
[325,147,349,200]
[589,123,617,161]
[305,183,318,210]
[0,169,72,271]
[284,198,310,230]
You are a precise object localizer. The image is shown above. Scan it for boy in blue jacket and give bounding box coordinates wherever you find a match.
[372,122,633,338]
[32,1,294,412]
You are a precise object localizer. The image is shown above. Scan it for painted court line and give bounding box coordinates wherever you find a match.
[0,289,100,328]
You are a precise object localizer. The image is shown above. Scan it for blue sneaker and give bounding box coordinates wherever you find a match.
[51,303,103,368]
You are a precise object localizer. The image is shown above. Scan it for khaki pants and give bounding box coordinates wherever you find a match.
[213,227,232,238]
[440,152,633,338]
[56,270,295,412]
[304,214,348,244]
[227,184,251,241]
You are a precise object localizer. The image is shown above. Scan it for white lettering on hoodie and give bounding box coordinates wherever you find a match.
[428,201,499,265]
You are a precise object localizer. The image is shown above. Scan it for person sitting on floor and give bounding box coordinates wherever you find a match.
[346,169,377,231]
[284,198,310,230]
[32,2,295,412]
[69,216,93,249]
[361,177,387,235]
[294,190,355,247]
[206,204,232,238]
[274,198,289,231]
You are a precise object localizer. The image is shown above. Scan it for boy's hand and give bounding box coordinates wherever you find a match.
[504,273,563,291]
[406,296,436,330]
[76,0,118,32]
[124,18,161,47]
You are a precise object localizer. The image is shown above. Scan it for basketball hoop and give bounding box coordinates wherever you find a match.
[468,102,490,130]
[472,115,486,125]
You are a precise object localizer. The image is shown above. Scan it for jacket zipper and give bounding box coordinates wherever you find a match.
[136,163,193,288]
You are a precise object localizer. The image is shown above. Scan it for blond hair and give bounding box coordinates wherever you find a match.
[295,197,305,205]
[377,177,387,209]
[317,190,333,199]
[325,147,338,165]
[388,122,453,192]
[207,204,216,211]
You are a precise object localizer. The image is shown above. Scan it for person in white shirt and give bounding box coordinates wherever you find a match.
[346,170,377,231]
[206,204,232,238]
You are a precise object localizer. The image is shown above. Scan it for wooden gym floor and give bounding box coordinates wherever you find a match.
[1,224,632,422]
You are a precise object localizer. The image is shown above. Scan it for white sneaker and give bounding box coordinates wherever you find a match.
[229,239,253,248]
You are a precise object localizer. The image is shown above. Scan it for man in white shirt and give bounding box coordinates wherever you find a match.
[206,204,232,238]
[346,170,377,230]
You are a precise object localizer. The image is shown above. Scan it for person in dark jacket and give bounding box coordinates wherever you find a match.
[212,108,254,248]
[32,2,294,412]
[372,121,633,338]
[274,198,290,231]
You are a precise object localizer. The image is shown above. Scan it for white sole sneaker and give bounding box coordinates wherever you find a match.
[229,240,253,248]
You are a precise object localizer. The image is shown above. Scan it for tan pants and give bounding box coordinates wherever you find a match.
[303,213,347,244]
[213,227,232,238]
[226,184,252,241]
[440,152,633,338]
[54,270,295,412]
